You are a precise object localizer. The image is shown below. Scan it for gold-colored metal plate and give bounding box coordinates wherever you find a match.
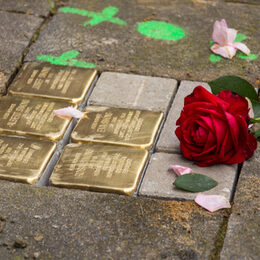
[9,62,97,104]
[0,96,73,141]
[71,106,163,149]
[0,135,56,184]
[50,143,148,195]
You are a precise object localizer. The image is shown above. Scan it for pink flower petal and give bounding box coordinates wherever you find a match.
[211,19,251,60]
[195,193,231,212]
[219,19,228,28]
[246,98,254,119]
[226,28,237,43]
[212,19,233,46]
[212,19,237,46]
[232,42,250,55]
[53,106,84,119]
[211,44,236,59]
[169,165,193,176]
[212,20,227,45]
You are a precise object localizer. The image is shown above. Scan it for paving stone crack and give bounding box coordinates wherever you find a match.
[4,16,52,95]
[225,1,260,5]
[0,0,258,258]
[229,163,243,202]
[210,212,231,260]
[0,9,47,19]
[154,80,180,153]
[35,73,100,186]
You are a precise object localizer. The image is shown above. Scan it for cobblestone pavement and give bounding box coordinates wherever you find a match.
[0,0,259,259]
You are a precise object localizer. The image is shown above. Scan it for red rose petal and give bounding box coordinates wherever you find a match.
[195,126,208,144]
[223,111,240,150]
[224,115,248,164]
[194,144,217,158]
[184,86,228,109]
[244,133,257,159]
[211,115,227,152]
[217,91,249,122]
[219,131,233,162]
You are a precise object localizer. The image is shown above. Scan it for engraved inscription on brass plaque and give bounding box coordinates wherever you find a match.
[50,143,148,195]
[9,62,97,104]
[0,96,73,141]
[71,106,163,149]
[0,135,56,184]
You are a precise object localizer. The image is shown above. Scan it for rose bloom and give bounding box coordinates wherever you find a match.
[175,86,257,167]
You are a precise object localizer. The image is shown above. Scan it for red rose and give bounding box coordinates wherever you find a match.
[175,86,257,166]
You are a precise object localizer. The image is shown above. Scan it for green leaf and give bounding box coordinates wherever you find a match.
[209,40,214,47]
[255,129,260,139]
[237,52,258,61]
[47,0,55,14]
[209,53,222,63]
[173,173,218,192]
[249,118,260,123]
[252,101,260,119]
[234,33,248,43]
[209,76,258,102]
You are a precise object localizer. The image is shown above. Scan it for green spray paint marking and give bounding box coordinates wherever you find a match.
[137,21,185,41]
[59,6,126,27]
[37,50,96,68]
[209,33,258,62]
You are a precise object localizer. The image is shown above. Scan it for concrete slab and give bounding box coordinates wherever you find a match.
[0,0,50,17]
[0,180,225,259]
[156,80,210,153]
[88,72,177,112]
[0,11,43,95]
[139,152,237,201]
[220,146,260,259]
[25,0,260,86]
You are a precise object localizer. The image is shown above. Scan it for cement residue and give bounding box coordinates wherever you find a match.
[149,200,225,248]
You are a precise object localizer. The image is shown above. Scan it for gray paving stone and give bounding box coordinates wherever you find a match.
[0,0,69,16]
[88,72,177,112]
[0,180,225,259]
[225,0,260,4]
[139,152,237,201]
[156,80,210,153]
[25,0,260,86]
[0,0,50,17]
[0,11,43,95]
[220,146,260,259]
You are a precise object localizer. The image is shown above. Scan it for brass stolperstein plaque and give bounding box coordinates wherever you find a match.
[0,135,56,184]
[50,143,148,195]
[71,106,163,149]
[9,62,97,104]
[0,96,72,141]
